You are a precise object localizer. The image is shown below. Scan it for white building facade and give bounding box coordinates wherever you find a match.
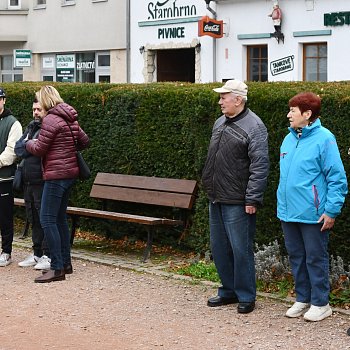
[130,0,350,83]
[0,0,127,83]
[0,0,348,84]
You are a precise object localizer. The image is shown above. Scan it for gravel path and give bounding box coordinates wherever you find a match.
[1,247,349,350]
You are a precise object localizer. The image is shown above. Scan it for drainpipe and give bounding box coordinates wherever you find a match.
[126,0,131,83]
[205,0,217,82]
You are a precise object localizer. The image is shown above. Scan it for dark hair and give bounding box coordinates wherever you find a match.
[33,96,38,103]
[288,92,321,122]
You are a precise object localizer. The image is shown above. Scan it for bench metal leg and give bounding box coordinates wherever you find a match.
[19,219,30,239]
[70,215,79,246]
[142,227,154,263]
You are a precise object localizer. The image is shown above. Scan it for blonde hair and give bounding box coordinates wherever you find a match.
[36,85,64,111]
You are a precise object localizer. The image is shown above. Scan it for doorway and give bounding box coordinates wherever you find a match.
[157,48,195,82]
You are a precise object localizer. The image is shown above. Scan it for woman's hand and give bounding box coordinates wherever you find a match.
[318,214,335,232]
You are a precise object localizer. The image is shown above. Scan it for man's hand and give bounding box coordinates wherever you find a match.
[245,205,257,214]
[318,214,335,232]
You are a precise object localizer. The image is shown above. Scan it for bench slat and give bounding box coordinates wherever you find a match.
[94,173,198,195]
[14,198,182,226]
[90,185,196,209]
[66,207,182,226]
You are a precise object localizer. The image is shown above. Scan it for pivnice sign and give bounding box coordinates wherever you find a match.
[147,0,197,20]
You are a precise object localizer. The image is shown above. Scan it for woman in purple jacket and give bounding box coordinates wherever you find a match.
[26,85,89,283]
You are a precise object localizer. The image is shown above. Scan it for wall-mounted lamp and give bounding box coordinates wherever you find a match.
[139,46,145,54]
[195,43,201,53]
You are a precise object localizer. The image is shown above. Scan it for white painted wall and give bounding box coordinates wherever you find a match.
[214,0,350,82]
[130,0,212,83]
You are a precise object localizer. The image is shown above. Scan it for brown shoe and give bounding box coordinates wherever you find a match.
[35,269,65,283]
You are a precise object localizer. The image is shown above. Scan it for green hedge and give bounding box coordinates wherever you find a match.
[6,81,350,261]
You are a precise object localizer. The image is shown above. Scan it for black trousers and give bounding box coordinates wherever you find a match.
[0,181,14,254]
[24,183,48,257]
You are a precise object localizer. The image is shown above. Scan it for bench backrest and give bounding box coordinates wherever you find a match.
[90,173,198,210]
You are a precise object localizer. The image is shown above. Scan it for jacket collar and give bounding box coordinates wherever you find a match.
[289,118,321,139]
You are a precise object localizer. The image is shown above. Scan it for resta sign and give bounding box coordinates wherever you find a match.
[148,0,197,20]
[324,11,350,26]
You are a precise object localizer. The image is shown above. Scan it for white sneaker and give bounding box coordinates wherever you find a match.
[303,304,332,322]
[18,254,39,267]
[0,252,12,267]
[34,255,51,270]
[286,302,310,318]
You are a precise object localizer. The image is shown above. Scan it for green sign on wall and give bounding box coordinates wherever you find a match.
[324,12,350,26]
[14,49,31,67]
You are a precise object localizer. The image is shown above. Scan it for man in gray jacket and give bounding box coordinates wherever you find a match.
[202,79,269,313]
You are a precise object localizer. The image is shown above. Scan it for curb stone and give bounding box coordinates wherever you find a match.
[13,236,350,317]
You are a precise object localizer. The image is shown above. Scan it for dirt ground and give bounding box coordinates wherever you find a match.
[1,247,349,350]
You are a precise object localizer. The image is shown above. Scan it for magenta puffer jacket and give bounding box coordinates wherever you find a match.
[26,103,90,180]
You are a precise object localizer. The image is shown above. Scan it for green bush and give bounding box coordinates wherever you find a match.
[6,81,350,262]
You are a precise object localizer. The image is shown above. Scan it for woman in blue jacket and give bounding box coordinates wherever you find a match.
[277,92,347,322]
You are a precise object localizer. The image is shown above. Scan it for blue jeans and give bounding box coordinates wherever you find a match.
[209,202,256,302]
[40,179,75,270]
[282,221,330,306]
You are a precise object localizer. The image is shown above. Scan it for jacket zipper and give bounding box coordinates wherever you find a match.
[312,184,320,215]
[212,124,226,203]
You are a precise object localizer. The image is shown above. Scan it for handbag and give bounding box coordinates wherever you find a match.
[76,150,91,180]
[13,159,24,191]
[65,121,91,180]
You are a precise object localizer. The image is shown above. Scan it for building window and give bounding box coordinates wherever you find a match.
[0,55,23,82]
[96,52,110,83]
[98,54,110,67]
[34,0,46,8]
[303,43,327,81]
[61,0,76,6]
[247,45,268,82]
[43,76,54,81]
[99,75,110,83]
[8,0,21,9]
[76,52,95,83]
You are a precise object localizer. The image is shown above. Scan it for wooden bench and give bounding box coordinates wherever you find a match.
[14,172,198,261]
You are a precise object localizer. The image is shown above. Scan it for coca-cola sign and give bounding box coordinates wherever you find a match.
[198,16,223,38]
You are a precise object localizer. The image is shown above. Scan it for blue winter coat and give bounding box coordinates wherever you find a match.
[277,118,347,223]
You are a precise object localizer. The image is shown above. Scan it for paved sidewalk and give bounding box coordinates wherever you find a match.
[13,234,350,317]
[6,235,350,350]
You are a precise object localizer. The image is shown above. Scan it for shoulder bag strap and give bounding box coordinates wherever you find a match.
[65,120,78,151]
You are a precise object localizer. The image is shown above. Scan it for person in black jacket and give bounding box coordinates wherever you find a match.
[15,97,50,270]
[0,88,22,267]
[202,79,269,314]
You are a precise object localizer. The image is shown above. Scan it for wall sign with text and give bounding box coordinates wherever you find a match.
[324,11,350,26]
[270,55,295,76]
[198,16,223,39]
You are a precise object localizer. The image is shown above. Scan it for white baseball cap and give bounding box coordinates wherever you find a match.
[213,79,248,99]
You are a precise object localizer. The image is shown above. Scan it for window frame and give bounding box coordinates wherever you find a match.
[303,42,327,82]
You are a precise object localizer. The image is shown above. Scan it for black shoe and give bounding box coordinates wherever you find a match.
[35,269,65,283]
[237,301,255,314]
[64,263,73,274]
[207,295,239,307]
[42,264,73,275]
